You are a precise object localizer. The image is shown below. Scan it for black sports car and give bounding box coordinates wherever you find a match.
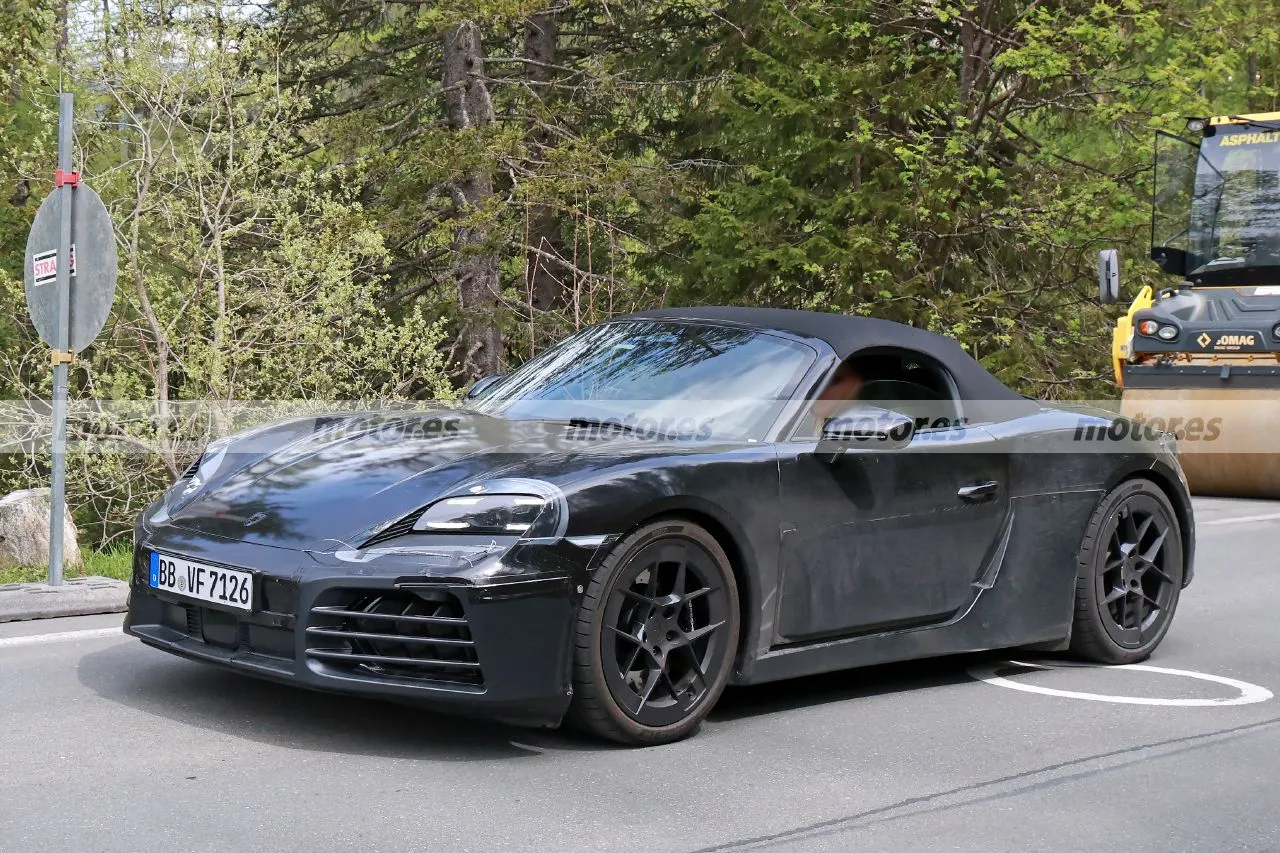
[125,307,1195,745]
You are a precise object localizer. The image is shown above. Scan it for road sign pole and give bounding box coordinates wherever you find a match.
[49,93,74,587]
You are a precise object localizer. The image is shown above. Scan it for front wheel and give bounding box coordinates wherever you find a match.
[568,520,740,745]
[1069,479,1184,664]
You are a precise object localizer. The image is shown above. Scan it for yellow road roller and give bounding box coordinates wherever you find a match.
[1103,112,1280,498]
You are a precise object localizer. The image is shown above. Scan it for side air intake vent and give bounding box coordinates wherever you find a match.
[178,455,203,481]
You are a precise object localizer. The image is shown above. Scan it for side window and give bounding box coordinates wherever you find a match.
[794,350,964,439]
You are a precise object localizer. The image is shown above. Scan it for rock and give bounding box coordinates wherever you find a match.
[0,488,83,571]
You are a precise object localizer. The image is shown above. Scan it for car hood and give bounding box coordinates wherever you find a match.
[155,410,662,551]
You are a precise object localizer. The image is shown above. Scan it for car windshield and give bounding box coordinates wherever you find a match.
[468,320,817,440]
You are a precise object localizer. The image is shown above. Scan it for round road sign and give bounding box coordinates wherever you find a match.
[23,184,118,352]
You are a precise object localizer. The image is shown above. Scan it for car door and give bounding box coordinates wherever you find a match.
[774,420,1011,643]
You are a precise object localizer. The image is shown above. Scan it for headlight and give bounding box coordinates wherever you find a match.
[1157,324,1179,341]
[414,494,549,535]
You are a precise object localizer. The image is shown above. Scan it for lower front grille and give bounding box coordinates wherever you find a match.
[304,589,483,688]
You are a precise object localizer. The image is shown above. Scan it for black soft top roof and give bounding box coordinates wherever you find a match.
[621,306,1025,403]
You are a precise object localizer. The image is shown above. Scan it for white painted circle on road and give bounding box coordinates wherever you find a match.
[967,659,1273,706]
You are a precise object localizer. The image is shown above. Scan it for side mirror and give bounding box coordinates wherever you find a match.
[464,374,505,401]
[1098,248,1120,304]
[815,407,915,462]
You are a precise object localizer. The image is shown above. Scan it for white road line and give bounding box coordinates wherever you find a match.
[1201,512,1280,527]
[967,659,1273,706]
[0,627,124,650]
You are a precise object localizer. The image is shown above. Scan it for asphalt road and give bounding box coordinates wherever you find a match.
[3,497,1279,852]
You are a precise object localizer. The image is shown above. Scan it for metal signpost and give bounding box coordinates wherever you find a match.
[22,93,118,585]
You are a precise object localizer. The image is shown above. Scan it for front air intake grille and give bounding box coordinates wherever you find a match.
[304,589,482,688]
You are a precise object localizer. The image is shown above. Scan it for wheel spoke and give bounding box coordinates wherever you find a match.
[659,667,684,705]
[635,668,662,712]
[620,642,643,677]
[622,587,657,604]
[683,620,725,644]
[608,625,643,647]
[643,563,660,598]
[1134,515,1155,548]
[1121,508,1139,547]
[672,558,688,600]
[1140,528,1168,564]
[681,585,716,604]
[1103,585,1127,605]
[1110,528,1127,557]
[1143,563,1175,584]
[1139,591,1163,610]
[683,644,708,686]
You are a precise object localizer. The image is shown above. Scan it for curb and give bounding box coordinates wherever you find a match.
[0,576,129,623]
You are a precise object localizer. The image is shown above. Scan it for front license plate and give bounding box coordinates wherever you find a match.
[149,552,253,612]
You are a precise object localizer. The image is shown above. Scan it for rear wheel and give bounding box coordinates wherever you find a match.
[1069,479,1184,664]
[568,520,739,745]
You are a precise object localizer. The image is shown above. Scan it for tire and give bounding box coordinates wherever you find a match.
[567,519,740,745]
[1069,478,1184,665]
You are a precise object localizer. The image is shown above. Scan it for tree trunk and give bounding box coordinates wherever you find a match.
[522,10,567,314]
[443,21,503,381]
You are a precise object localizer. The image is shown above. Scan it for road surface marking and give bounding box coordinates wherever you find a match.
[1201,512,1280,526]
[967,659,1273,706]
[0,627,123,650]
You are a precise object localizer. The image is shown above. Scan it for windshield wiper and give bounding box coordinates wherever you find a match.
[567,417,638,434]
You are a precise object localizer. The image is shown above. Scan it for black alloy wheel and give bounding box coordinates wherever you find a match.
[1070,479,1184,664]
[568,519,739,745]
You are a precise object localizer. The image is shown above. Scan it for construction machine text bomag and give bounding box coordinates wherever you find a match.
[1103,111,1280,498]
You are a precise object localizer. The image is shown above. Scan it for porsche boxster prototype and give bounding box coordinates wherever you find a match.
[125,307,1195,745]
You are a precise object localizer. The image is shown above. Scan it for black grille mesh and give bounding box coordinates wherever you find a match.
[304,589,482,687]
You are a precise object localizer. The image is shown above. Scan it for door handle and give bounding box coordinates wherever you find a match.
[957,481,999,502]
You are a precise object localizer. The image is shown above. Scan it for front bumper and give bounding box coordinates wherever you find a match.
[124,535,591,728]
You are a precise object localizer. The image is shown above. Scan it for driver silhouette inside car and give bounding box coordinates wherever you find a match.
[809,355,949,435]
[811,361,865,431]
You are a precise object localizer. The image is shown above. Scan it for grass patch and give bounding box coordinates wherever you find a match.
[0,545,132,585]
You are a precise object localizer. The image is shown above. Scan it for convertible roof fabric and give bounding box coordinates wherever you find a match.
[622,306,1027,404]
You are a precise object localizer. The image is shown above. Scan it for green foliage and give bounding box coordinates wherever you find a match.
[1,5,454,543]
[618,0,1279,395]
[0,542,131,583]
[3,0,1280,542]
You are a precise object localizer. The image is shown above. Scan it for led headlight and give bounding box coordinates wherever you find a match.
[413,494,549,535]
